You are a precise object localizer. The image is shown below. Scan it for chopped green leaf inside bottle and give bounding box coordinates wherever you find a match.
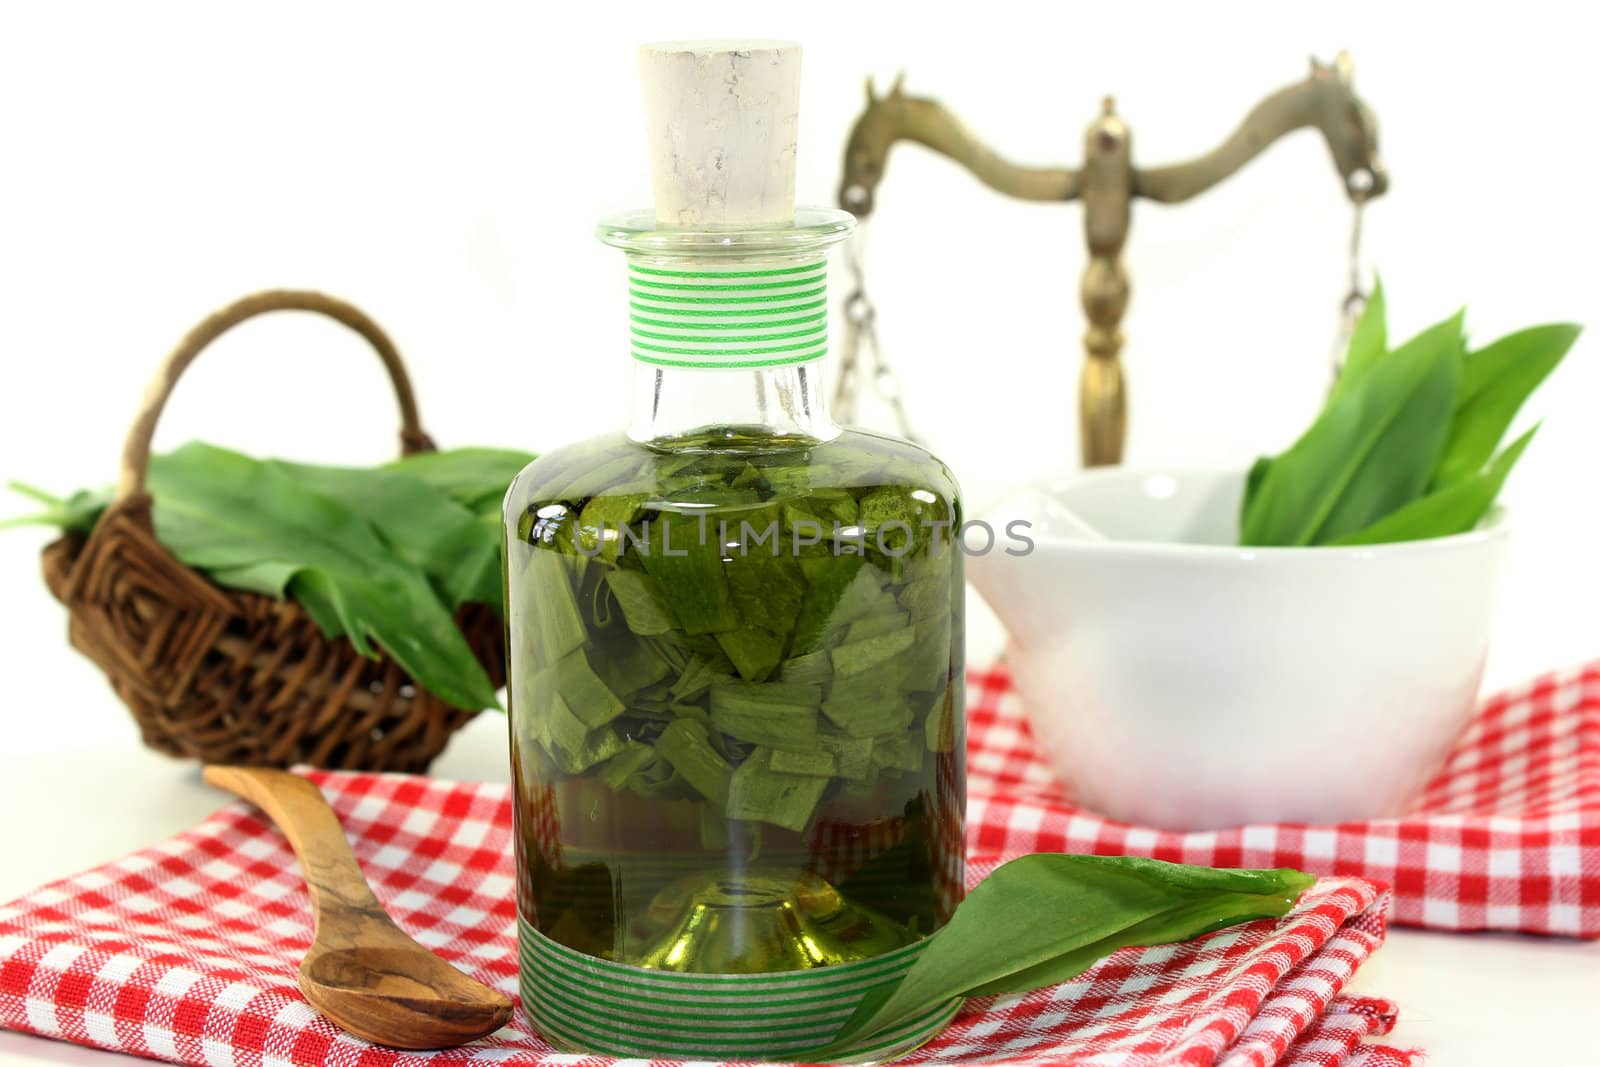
[505,428,965,971]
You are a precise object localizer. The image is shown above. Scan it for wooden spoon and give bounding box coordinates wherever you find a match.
[204,766,514,1049]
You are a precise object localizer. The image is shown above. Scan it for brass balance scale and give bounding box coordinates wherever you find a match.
[832,52,1389,465]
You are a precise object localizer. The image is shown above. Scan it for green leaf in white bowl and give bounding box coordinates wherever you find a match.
[1243,310,1464,546]
[1241,285,1577,549]
[1333,424,1535,545]
[1430,324,1580,489]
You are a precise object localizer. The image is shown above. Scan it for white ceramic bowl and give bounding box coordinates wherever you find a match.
[966,468,1508,831]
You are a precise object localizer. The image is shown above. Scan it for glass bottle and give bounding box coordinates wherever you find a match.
[503,42,965,1063]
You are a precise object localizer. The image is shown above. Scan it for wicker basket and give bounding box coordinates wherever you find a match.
[40,290,506,772]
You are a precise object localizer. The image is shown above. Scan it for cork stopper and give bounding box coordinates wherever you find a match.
[638,40,801,229]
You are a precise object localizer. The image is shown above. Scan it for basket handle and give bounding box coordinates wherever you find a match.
[115,290,435,502]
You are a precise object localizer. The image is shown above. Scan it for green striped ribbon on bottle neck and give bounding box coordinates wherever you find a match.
[628,257,828,370]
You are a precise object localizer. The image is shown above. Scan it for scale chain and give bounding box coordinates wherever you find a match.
[1330,187,1371,387]
[834,226,922,442]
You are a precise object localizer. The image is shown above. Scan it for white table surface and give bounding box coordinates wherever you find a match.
[1,605,1596,1066]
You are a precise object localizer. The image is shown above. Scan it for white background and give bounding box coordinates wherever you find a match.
[0,3,1596,1065]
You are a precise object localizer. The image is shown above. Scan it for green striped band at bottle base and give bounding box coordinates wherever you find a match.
[519,916,959,1063]
[628,258,829,370]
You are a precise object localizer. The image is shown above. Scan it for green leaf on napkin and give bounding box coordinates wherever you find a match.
[814,854,1314,1058]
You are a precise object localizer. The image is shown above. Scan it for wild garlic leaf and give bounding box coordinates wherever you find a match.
[1429,324,1580,489]
[817,855,1314,1056]
[636,512,739,635]
[149,443,502,711]
[709,680,821,751]
[1328,276,1387,401]
[603,570,677,635]
[502,428,965,828]
[523,551,587,665]
[1308,320,1462,544]
[713,625,786,682]
[554,649,626,728]
[1239,455,1272,526]
[1334,425,1537,545]
[276,459,503,611]
[726,747,831,832]
[384,447,536,513]
[1242,311,1464,546]
[205,559,302,599]
[655,717,734,809]
[8,443,533,712]
[0,483,111,535]
[1241,290,1576,548]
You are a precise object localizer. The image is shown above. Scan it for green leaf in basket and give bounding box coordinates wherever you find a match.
[148,443,502,711]
[813,855,1315,1058]
[1242,311,1464,546]
[384,447,537,515]
[1428,324,1580,489]
[0,483,112,535]
[7,441,539,714]
[1332,424,1536,545]
[205,559,303,598]
[276,459,504,611]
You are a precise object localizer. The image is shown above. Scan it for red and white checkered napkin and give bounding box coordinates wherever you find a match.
[968,658,1600,938]
[0,765,1407,1066]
